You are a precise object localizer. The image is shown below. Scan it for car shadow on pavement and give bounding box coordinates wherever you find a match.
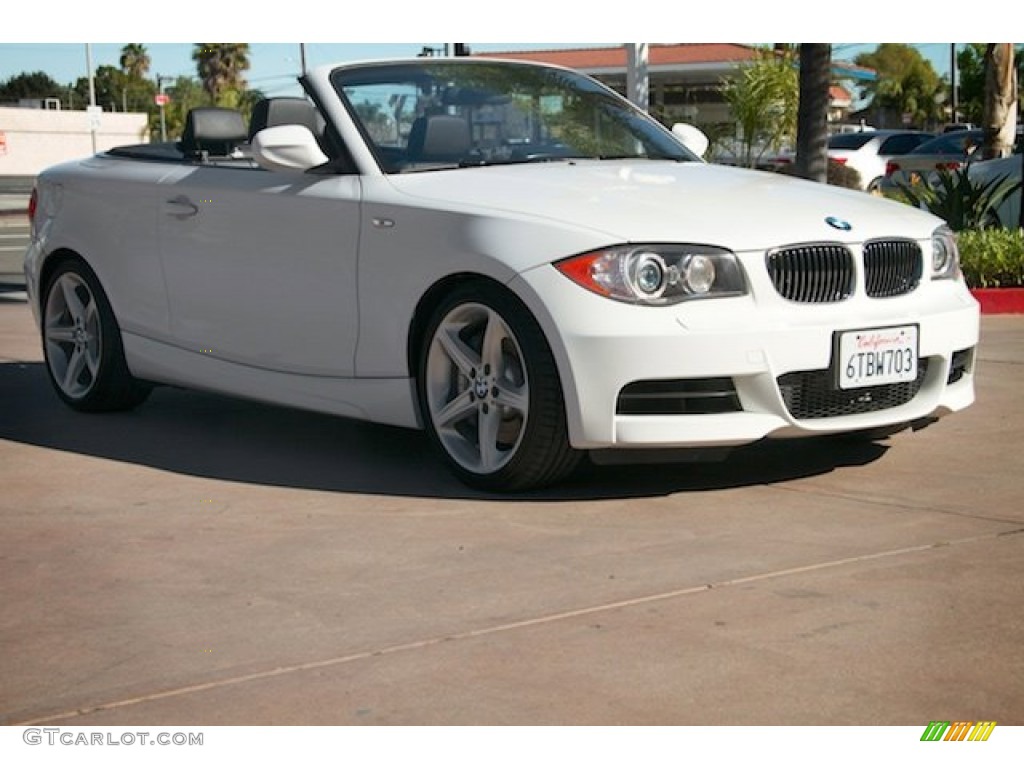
[0,361,890,501]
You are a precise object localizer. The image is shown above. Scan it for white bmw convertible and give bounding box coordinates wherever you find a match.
[25,58,980,490]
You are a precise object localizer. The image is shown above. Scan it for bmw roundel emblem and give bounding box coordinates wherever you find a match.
[825,216,852,231]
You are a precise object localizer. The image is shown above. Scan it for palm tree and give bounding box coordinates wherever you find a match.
[119,44,150,80]
[981,44,1017,160]
[193,43,251,103]
[794,44,832,183]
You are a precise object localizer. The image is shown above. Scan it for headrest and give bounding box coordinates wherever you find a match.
[248,98,319,141]
[179,107,248,158]
[408,115,471,162]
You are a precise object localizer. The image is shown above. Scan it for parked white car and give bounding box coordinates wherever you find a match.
[25,58,980,490]
[826,130,934,193]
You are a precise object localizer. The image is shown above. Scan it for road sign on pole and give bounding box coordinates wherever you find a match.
[155,93,170,107]
[86,105,103,132]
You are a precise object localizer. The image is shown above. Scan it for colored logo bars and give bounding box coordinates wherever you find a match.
[920,721,997,742]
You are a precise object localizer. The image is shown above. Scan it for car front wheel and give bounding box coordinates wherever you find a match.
[41,259,151,412]
[417,282,579,491]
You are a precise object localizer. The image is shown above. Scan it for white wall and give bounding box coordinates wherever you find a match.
[0,107,149,176]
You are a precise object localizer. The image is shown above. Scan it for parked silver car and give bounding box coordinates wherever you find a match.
[968,154,1023,228]
[882,128,1023,199]
[881,130,985,193]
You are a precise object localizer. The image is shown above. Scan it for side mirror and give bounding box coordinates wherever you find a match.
[252,124,329,173]
[671,123,710,159]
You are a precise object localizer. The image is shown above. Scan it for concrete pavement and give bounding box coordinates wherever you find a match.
[0,300,1021,725]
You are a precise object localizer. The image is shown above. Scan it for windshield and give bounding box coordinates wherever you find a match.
[331,60,698,173]
[909,131,983,155]
[827,133,874,150]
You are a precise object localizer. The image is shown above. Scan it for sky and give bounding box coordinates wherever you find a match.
[0,44,610,97]
[0,0,999,97]
[0,43,958,100]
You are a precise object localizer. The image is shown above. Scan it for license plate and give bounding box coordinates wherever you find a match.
[836,325,918,390]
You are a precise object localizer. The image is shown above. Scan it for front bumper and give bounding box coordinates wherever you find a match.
[512,264,980,450]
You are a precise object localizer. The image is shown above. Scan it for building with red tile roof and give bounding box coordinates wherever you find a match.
[474,44,869,140]
[476,43,760,72]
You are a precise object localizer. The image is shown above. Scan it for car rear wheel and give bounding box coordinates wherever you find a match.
[417,282,579,491]
[42,259,151,412]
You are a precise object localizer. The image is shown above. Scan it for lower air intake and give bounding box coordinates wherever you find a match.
[617,378,741,415]
[778,360,929,420]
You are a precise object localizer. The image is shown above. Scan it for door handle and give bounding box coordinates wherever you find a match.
[165,195,199,219]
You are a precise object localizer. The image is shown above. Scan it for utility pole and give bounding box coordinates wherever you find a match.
[626,43,649,112]
[85,43,97,153]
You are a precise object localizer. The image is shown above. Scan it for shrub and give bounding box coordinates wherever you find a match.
[778,159,862,189]
[957,228,1024,288]
[827,160,862,190]
[896,169,1022,231]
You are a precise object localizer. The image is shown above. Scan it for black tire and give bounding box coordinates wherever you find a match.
[417,281,580,491]
[41,258,151,412]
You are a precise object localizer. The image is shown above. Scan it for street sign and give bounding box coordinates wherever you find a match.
[86,105,102,131]
[155,93,170,107]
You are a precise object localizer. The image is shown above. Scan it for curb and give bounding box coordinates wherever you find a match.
[971,288,1024,315]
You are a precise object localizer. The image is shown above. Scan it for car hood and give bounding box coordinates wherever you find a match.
[384,159,942,252]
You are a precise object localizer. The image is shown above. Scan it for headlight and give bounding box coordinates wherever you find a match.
[556,244,747,305]
[931,226,960,280]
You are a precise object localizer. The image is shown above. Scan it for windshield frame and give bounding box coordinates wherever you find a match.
[329,59,699,174]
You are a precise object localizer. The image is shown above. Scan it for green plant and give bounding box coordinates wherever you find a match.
[720,48,798,168]
[957,228,1024,288]
[896,169,1022,231]
[854,43,945,127]
[827,159,862,189]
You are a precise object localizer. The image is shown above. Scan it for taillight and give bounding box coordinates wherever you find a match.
[885,161,900,176]
[936,161,962,171]
[832,157,847,165]
[28,187,38,221]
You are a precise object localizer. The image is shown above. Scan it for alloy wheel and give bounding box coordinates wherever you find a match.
[44,272,103,400]
[424,302,530,474]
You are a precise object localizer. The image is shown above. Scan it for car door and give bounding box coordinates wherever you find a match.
[157,164,361,376]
